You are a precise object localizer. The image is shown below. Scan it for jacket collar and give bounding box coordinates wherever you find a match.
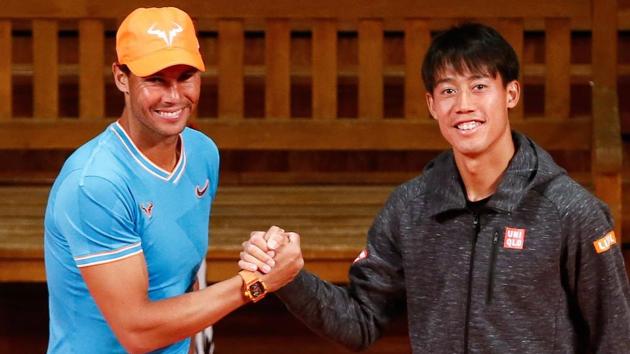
[424,132,541,216]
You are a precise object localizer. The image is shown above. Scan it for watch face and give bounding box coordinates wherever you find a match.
[249,281,265,297]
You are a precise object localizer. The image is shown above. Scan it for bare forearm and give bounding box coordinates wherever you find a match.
[120,275,246,353]
[84,226,303,354]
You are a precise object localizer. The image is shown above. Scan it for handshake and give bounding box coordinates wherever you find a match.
[238,226,304,293]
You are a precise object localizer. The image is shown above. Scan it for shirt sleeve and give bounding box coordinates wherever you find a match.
[52,173,142,268]
[275,185,407,351]
[562,191,630,353]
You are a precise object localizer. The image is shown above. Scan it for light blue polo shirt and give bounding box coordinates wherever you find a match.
[44,122,219,353]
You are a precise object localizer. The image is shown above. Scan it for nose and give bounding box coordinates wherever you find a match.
[163,82,181,103]
[455,89,474,114]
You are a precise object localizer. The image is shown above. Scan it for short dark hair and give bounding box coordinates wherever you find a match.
[421,23,519,93]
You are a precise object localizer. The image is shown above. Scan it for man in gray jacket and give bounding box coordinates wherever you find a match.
[239,23,630,353]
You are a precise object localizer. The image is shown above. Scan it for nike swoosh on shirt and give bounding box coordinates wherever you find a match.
[196,179,210,198]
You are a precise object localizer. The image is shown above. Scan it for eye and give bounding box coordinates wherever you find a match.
[145,76,164,84]
[180,71,197,81]
[473,84,487,90]
[441,88,456,95]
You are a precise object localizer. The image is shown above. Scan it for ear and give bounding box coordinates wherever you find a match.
[506,80,520,109]
[426,92,437,121]
[112,63,129,94]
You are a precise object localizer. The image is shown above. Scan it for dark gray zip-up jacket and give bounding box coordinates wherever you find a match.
[276,132,630,353]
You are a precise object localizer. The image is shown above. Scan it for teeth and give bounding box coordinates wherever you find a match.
[456,121,481,131]
[156,109,182,119]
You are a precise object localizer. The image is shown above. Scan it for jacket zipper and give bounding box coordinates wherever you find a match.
[486,231,500,304]
[464,213,481,354]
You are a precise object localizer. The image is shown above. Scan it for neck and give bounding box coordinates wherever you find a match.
[140,139,180,172]
[454,136,515,202]
[118,113,181,172]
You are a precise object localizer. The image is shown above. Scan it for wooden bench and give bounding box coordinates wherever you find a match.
[0,185,393,282]
[0,0,625,281]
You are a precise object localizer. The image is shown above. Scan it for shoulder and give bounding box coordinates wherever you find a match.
[384,150,454,210]
[54,128,128,190]
[520,135,612,231]
[393,150,452,202]
[383,173,431,218]
[51,139,135,219]
[542,174,607,216]
[393,175,426,201]
[182,127,219,169]
[539,174,613,240]
[52,170,131,216]
[183,128,218,153]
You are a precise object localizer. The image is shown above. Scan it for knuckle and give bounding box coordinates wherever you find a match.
[271,225,284,234]
[245,244,254,253]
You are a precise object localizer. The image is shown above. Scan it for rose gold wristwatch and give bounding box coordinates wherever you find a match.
[238,270,268,303]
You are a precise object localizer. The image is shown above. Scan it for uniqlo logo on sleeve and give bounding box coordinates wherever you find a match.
[504,227,526,250]
[593,231,617,254]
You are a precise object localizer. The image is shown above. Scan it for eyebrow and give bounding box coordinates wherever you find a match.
[434,73,492,86]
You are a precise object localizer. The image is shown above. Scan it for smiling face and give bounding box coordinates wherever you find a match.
[426,66,519,160]
[114,64,201,146]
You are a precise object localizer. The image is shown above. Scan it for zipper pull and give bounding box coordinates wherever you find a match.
[486,230,500,305]
[472,214,479,229]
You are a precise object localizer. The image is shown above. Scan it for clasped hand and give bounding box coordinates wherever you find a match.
[239,225,304,292]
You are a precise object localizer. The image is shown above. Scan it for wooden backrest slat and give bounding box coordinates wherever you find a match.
[0,21,11,121]
[0,0,591,20]
[497,18,524,121]
[358,19,383,120]
[32,20,58,120]
[592,0,622,239]
[218,19,244,119]
[265,19,291,119]
[544,18,571,120]
[404,19,430,120]
[592,1,617,90]
[311,19,337,119]
[79,19,104,120]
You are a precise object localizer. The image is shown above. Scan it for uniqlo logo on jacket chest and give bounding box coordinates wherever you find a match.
[504,227,526,250]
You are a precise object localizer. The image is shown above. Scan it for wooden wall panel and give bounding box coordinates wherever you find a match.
[0,21,11,121]
[33,20,58,120]
[218,20,244,119]
[79,19,104,120]
[312,19,337,119]
[545,18,571,120]
[358,19,383,119]
[498,18,525,121]
[404,19,430,120]
[265,19,291,119]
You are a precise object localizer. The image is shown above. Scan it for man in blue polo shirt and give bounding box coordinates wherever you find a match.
[44,7,303,354]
